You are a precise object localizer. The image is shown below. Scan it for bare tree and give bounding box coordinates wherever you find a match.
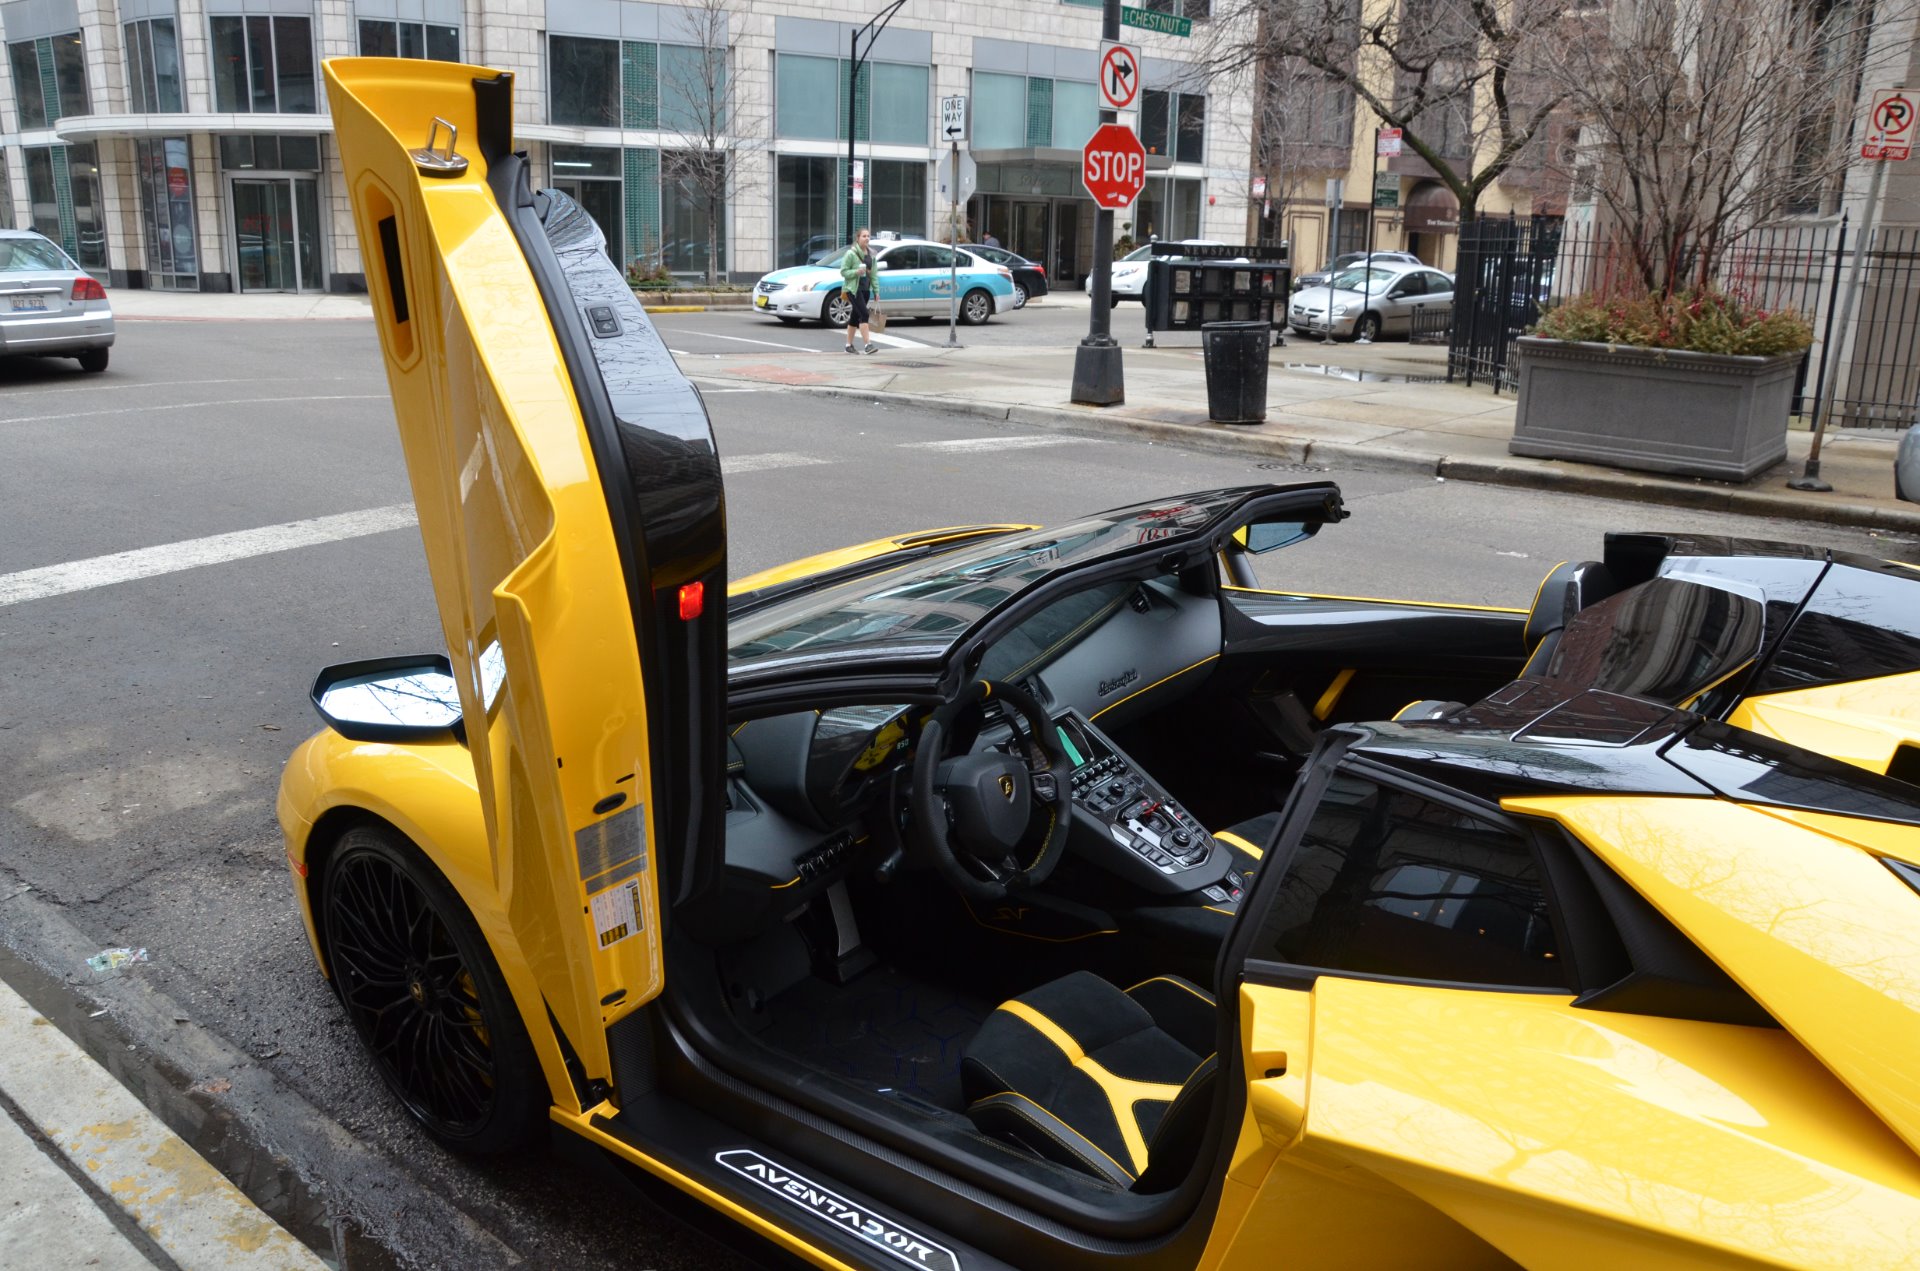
[657,0,761,287]
[1250,54,1356,249]
[1200,0,1579,226]
[1556,0,1906,293]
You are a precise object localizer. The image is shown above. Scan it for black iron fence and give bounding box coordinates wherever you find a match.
[1447,217,1919,429]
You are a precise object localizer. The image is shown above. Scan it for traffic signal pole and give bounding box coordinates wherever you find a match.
[1071,0,1125,404]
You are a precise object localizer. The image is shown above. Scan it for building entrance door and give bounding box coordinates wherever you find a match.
[553,178,624,265]
[231,176,321,291]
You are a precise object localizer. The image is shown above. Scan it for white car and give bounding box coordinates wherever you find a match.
[1107,239,1231,307]
[752,238,1018,326]
[1287,262,1455,342]
[0,229,115,372]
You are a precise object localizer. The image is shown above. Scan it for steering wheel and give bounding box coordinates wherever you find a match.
[907,679,1071,901]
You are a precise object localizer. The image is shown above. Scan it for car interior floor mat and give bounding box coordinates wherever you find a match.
[757,964,993,1111]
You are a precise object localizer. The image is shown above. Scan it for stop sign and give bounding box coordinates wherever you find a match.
[1082,123,1146,209]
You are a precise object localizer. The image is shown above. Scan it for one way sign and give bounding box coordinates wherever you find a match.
[1099,41,1141,111]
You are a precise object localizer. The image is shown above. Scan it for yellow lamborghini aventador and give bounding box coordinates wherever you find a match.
[278,58,1920,1270]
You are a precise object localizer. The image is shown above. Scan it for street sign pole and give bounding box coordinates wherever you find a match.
[1792,86,1912,492]
[948,141,961,347]
[1072,0,1127,405]
[1322,178,1343,344]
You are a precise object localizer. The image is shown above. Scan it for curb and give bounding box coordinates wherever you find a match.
[792,385,1920,533]
[644,305,708,313]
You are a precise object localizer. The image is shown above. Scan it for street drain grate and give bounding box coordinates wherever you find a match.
[886,360,940,368]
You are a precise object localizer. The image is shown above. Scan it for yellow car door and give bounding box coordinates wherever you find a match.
[325,58,726,1099]
[1202,751,1920,1269]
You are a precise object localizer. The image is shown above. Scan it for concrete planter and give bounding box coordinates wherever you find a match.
[1511,337,1801,482]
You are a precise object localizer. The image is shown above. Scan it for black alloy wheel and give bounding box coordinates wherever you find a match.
[960,289,993,325]
[322,825,545,1153]
[1353,312,1383,342]
[824,290,853,328]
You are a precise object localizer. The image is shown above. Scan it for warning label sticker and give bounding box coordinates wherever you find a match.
[590,880,641,950]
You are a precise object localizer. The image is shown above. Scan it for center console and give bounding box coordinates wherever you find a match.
[1053,711,1230,895]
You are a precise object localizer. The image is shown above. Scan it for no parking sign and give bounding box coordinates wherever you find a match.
[1863,88,1915,161]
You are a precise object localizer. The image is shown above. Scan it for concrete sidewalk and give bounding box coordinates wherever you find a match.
[106,287,373,322]
[682,330,1920,534]
[0,973,326,1270]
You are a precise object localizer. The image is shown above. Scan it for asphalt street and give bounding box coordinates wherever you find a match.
[1,315,1915,1269]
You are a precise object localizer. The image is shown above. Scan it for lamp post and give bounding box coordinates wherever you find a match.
[847,0,909,243]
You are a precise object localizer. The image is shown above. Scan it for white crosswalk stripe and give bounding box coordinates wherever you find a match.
[903,435,1095,454]
[721,451,834,474]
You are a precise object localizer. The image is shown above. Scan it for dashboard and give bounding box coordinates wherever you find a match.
[709,573,1227,937]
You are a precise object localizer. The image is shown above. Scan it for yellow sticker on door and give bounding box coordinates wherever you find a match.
[591,879,642,949]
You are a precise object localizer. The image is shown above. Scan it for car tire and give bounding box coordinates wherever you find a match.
[321,824,547,1155]
[776,315,799,325]
[1353,313,1382,342]
[1110,295,1121,310]
[824,290,852,328]
[960,289,993,326]
[1013,283,1029,310]
[76,349,108,373]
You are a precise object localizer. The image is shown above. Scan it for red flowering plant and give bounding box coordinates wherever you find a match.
[1531,288,1812,357]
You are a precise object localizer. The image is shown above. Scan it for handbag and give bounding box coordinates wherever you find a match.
[868,303,888,334]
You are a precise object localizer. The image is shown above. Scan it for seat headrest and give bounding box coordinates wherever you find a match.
[1524,560,1616,649]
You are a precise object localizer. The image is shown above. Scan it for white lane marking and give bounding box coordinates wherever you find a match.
[2,394,387,425]
[867,332,933,349]
[1,376,361,398]
[0,504,418,606]
[904,434,1096,454]
[693,331,822,353]
[721,451,833,474]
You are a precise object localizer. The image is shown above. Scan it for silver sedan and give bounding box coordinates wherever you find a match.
[0,229,115,372]
[1287,263,1453,342]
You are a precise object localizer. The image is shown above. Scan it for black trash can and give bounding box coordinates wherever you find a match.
[1201,321,1271,424]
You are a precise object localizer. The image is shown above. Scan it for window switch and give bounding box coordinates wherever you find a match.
[587,304,621,338]
[1202,885,1229,903]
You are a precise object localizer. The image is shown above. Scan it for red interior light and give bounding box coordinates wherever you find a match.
[678,581,704,620]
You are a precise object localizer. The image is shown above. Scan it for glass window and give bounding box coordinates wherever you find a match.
[1135,175,1165,241]
[127,19,183,113]
[274,17,315,112]
[921,243,957,268]
[135,136,198,288]
[53,32,88,119]
[1052,79,1097,150]
[0,151,11,227]
[426,25,459,60]
[775,53,839,140]
[870,159,925,238]
[1389,271,1427,296]
[1172,176,1200,239]
[399,20,424,58]
[871,62,928,146]
[550,35,620,127]
[0,233,69,271]
[209,16,312,113]
[662,150,726,275]
[551,143,622,179]
[1253,773,1565,989]
[1141,89,1170,156]
[660,43,724,135]
[69,141,104,267]
[25,147,59,241]
[210,18,247,113]
[880,244,922,270]
[358,20,398,57]
[280,135,320,169]
[776,153,837,268]
[972,71,1026,149]
[1175,93,1205,163]
[9,42,46,129]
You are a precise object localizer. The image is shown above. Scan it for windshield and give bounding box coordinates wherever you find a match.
[1122,245,1154,262]
[0,237,73,272]
[727,489,1264,672]
[1327,266,1402,292]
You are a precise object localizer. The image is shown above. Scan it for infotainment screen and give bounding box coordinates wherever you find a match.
[1052,713,1113,770]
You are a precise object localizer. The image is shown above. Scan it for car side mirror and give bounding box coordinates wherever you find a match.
[1233,519,1317,554]
[311,654,463,743]
[1387,287,1409,299]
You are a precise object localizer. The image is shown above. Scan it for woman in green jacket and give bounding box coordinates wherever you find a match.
[838,228,877,354]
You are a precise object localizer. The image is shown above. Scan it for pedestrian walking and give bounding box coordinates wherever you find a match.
[839,228,878,354]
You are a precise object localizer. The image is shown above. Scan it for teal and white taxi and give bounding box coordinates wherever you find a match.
[752,236,1017,326]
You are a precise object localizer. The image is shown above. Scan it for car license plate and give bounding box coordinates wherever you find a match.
[9,294,46,312]
[754,294,768,308]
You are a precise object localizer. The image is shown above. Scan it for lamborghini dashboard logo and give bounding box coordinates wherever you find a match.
[998,774,1016,801]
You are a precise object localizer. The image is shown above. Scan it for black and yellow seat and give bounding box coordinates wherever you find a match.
[960,971,1218,1190]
